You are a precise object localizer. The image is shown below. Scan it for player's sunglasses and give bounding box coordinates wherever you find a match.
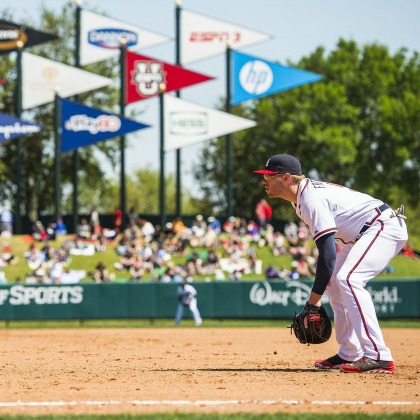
[263,173,282,180]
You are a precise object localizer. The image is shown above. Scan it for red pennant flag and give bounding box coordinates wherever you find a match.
[125,51,214,104]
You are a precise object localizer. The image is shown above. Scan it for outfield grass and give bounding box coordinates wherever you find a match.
[1,235,419,283]
[0,319,418,329]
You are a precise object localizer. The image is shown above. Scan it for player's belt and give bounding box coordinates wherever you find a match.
[356,203,390,240]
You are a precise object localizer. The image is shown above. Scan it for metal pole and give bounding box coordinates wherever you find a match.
[14,42,23,234]
[119,41,127,230]
[72,1,82,233]
[54,92,62,222]
[175,0,182,217]
[159,90,166,228]
[226,45,233,217]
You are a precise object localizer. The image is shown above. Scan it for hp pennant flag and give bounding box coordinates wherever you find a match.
[232,51,322,105]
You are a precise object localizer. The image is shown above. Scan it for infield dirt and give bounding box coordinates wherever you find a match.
[0,327,418,416]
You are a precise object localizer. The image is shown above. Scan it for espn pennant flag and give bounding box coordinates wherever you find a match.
[164,95,256,152]
[80,9,171,66]
[0,113,42,141]
[0,19,58,55]
[232,50,322,105]
[126,51,213,105]
[22,52,112,110]
[60,98,150,153]
[180,9,271,64]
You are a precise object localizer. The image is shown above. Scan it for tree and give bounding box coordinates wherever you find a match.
[62,168,205,216]
[194,39,420,230]
[0,2,121,219]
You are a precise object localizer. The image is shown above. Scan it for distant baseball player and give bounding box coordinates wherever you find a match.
[254,153,408,374]
[175,279,202,326]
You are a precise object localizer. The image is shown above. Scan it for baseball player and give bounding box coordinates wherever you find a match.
[175,280,202,326]
[254,154,408,374]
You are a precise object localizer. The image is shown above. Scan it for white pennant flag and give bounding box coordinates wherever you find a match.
[164,95,256,152]
[181,9,271,64]
[22,53,112,110]
[81,10,171,66]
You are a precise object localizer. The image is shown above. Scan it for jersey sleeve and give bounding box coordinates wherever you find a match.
[300,199,337,241]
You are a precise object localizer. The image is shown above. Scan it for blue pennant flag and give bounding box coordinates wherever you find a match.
[232,51,322,105]
[61,98,151,153]
[0,113,42,141]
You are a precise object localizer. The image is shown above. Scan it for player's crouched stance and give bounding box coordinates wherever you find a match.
[254,154,408,374]
[175,279,202,326]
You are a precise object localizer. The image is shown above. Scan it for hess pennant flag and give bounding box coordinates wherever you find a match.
[164,95,256,152]
[61,98,150,153]
[125,51,214,105]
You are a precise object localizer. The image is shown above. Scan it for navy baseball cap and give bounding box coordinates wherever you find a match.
[253,154,302,175]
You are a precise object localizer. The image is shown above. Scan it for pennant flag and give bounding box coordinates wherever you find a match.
[22,52,112,110]
[164,95,256,152]
[80,10,171,66]
[232,51,322,105]
[0,19,58,54]
[0,113,42,141]
[126,51,214,105]
[180,9,271,64]
[60,98,150,153]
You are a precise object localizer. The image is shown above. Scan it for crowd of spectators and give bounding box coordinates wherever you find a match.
[79,208,319,284]
[1,203,411,285]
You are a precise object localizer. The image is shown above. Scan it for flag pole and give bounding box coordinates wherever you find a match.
[72,0,82,234]
[119,39,127,231]
[54,90,62,223]
[14,40,24,234]
[225,44,233,217]
[159,84,167,228]
[175,0,182,217]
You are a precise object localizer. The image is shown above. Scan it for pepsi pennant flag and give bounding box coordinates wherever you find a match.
[232,51,322,105]
[60,98,150,153]
[125,51,214,105]
[0,113,42,141]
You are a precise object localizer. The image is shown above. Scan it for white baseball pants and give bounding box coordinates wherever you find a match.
[327,210,407,362]
[175,298,202,326]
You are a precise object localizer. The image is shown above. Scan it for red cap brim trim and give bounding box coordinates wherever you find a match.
[253,169,279,175]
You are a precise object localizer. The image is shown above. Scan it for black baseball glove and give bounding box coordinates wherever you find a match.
[289,302,332,345]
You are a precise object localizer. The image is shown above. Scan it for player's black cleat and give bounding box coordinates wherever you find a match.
[315,354,351,370]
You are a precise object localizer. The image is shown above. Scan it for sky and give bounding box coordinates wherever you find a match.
[3,0,420,196]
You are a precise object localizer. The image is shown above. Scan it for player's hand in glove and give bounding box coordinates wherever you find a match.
[289,302,332,345]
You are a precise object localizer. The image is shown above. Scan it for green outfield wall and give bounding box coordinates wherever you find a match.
[0,279,418,321]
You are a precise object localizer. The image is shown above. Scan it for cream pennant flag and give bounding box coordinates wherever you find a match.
[22,52,112,110]
[164,95,256,152]
[80,9,171,66]
[180,9,271,64]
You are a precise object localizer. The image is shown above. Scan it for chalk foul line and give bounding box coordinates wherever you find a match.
[0,399,419,408]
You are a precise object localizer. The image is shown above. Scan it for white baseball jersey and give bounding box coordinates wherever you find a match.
[295,179,383,243]
[177,284,197,306]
